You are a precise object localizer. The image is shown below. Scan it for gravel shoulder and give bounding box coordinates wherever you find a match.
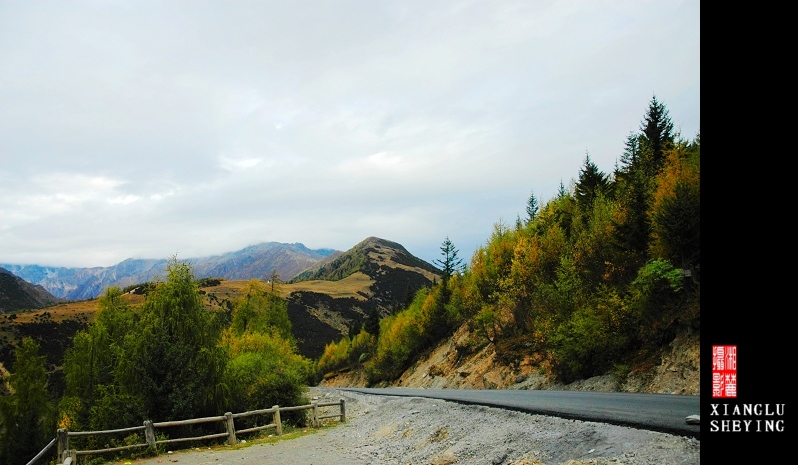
[121,387,699,465]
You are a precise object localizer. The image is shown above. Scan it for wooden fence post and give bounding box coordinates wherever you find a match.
[144,420,156,450]
[312,402,319,428]
[224,412,237,445]
[272,405,282,436]
[57,428,68,461]
[340,398,346,423]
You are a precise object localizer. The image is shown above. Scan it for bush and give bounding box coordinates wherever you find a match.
[550,287,633,383]
[224,332,311,426]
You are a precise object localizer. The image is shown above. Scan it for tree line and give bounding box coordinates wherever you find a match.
[317,95,699,385]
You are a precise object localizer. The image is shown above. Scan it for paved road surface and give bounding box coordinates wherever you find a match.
[342,387,700,437]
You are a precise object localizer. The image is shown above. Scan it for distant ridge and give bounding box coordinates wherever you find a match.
[1,242,338,300]
[0,267,63,313]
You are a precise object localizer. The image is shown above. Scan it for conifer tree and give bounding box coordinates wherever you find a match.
[435,237,464,281]
[557,179,568,198]
[575,152,611,213]
[526,191,539,223]
[616,131,642,181]
[639,95,674,175]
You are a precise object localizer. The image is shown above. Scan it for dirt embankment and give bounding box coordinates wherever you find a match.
[321,325,700,395]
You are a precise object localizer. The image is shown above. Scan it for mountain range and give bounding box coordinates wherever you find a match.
[1,236,441,364]
[1,242,338,301]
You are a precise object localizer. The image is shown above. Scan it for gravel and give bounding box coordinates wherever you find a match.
[122,387,699,465]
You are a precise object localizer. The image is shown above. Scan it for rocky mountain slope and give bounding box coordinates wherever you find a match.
[2,242,336,300]
[0,267,63,313]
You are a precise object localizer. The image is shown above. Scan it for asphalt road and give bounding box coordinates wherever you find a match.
[341,387,701,438]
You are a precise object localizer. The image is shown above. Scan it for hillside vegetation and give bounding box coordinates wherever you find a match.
[0,262,312,465]
[317,96,699,387]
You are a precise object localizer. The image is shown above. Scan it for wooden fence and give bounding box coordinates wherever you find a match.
[26,399,345,465]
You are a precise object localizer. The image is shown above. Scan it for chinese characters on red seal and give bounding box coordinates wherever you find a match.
[712,345,737,398]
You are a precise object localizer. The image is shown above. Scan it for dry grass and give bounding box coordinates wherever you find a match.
[201,272,374,302]
[283,271,372,300]
[7,300,99,324]
[4,291,148,325]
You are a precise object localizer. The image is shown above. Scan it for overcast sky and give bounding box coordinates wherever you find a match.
[0,0,699,269]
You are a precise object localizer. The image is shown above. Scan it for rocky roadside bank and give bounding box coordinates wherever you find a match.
[321,328,700,397]
[122,387,699,465]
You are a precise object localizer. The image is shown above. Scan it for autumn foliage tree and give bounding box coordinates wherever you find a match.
[315,97,698,386]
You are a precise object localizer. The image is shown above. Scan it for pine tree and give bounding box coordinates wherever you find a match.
[557,179,568,198]
[639,95,674,175]
[611,167,652,273]
[616,131,642,181]
[526,191,539,223]
[435,237,464,281]
[574,152,611,213]
[363,306,381,338]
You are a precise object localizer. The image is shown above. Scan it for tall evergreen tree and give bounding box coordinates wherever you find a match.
[616,131,642,181]
[435,237,464,281]
[526,191,539,223]
[611,166,652,275]
[556,179,568,198]
[575,152,611,213]
[363,306,381,338]
[639,95,674,175]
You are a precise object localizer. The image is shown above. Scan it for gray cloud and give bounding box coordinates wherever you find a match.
[0,0,700,268]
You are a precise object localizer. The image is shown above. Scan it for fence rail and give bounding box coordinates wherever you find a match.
[24,437,56,465]
[38,399,345,465]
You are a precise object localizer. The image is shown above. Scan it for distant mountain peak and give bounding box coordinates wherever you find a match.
[292,236,440,283]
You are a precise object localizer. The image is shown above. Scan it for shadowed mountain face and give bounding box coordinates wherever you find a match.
[287,237,441,358]
[1,242,337,300]
[0,267,63,313]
